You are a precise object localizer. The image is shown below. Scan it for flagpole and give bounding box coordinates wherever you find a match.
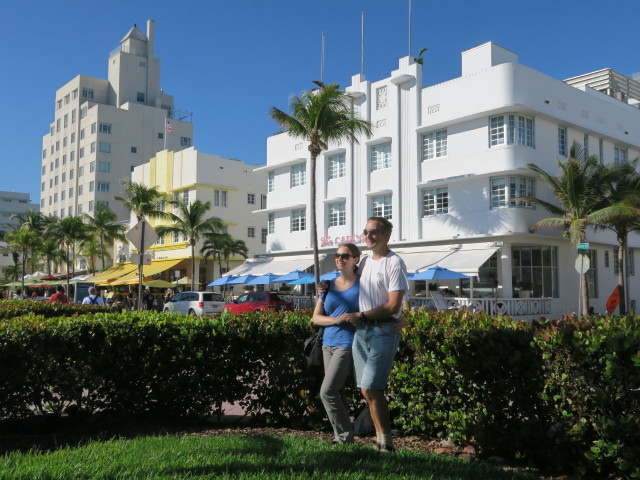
[408,0,412,57]
[321,31,325,83]
[361,11,365,76]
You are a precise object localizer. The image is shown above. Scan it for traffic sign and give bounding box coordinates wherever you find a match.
[575,254,590,274]
[130,254,152,265]
[577,242,589,250]
[126,219,158,252]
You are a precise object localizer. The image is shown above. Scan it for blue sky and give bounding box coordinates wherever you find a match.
[2,0,640,203]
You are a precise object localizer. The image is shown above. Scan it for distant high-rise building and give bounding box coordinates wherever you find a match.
[39,20,193,221]
[0,191,39,274]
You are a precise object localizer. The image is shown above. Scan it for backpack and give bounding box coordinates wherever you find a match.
[88,295,98,305]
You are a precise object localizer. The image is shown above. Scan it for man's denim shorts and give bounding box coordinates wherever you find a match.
[352,322,400,390]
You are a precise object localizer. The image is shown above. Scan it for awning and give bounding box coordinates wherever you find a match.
[90,264,139,283]
[394,243,499,276]
[225,254,323,276]
[105,259,184,284]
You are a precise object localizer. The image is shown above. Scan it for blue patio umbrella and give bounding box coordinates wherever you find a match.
[410,266,470,281]
[274,270,312,283]
[246,273,281,286]
[287,274,316,285]
[208,275,236,287]
[227,274,256,285]
[320,270,340,281]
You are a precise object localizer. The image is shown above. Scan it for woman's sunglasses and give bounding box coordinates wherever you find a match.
[335,253,356,260]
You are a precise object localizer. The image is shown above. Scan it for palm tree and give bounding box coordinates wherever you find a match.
[2,264,19,283]
[220,237,248,274]
[38,241,65,276]
[46,215,88,295]
[84,203,126,270]
[114,180,169,222]
[78,238,109,274]
[156,200,225,291]
[10,211,46,274]
[593,159,640,314]
[526,142,631,315]
[4,228,37,292]
[270,81,372,284]
[200,232,228,284]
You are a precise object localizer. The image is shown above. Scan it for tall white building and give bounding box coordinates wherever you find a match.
[248,42,639,318]
[39,20,193,221]
[105,148,267,289]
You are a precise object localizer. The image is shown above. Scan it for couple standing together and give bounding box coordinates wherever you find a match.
[312,216,408,453]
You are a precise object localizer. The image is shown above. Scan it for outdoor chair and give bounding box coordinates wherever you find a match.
[430,291,461,311]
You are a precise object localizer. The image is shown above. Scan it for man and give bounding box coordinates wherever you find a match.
[49,285,69,304]
[143,288,155,311]
[82,287,105,306]
[344,216,408,453]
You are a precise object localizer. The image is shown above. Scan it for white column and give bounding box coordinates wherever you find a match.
[499,244,513,298]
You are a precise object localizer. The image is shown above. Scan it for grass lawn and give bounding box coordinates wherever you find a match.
[0,433,546,480]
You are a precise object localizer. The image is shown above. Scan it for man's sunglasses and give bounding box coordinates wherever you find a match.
[335,253,356,260]
[362,228,384,236]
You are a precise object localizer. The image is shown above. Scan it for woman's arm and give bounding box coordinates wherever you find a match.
[311,297,345,326]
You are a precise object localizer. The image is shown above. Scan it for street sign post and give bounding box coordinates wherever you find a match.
[575,254,590,274]
[126,219,159,310]
[130,253,152,265]
[577,242,590,255]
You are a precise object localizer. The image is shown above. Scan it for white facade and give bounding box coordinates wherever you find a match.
[118,147,267,287]
[39,20,193,222]
[259,42,640,318]
[0,191,39,274]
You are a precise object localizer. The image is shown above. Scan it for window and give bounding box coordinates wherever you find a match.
[91,123,96,134]
[88,200,94,212]
[261,228,267,244]
[54,176,58,186]
[173,231,181,243]
[371,195,392,219]
[63,114,68,128]
[70,169,74,179]
[599,139,604,164]
[82,88,94,99]
[99,123,111,134]
[68,206,73,216]
[290,164,306,187]
[62,154,67,165]
[328,154,345,179]
[183,190,189,204]
[376,86,387,110]
[423,187,449,216]
[78,166,84,177]
[614,247,635,276]
[53,193,58,202]
[50,126,55,136]
[260,194,267,209]
[55,141,59,151]
[491,176,535,209]
[79,147,84,158]
[156,234,165,245]
[41,182,45,191]
[55,158,59,168]
[214,190,227,207]
[62,172,66,183]
[41,164,45,174]
[247,193,255,205]
[61,190,65,201]
[69,187,73,198]
[80,106,87,118]
[268,213,275,234]
[328,203,346,227]
[131,146,137,153]
[137,92,145,102]
[97,181,109,192]
[157,132,164,139]
[57,99,62,110]
[56,119,60,132]
[90,142,96,153]
[98,142,111,153]
[42,149,47,159]
[70,151,75,162]
[268,172,275,192]
[78,185,83,195]
[77,204,83,214]
[60,209,64,218]
[89,161,95,173]
[65,94,70,105]
[71,109,76,124]
[512,246,558,297]
[291,209,306,231]
[180,137,191,147]
[248,227,255,238]
[72,89,78,99]
[40,199,45,208]
[614,146,627,165]
[371,143,391,171]
[558,127,567,157]
[80,128,85,140]
[98,161,110,172]
[583,134,589,157]
[89,181,95,192]
[422,130,447,160]
[490,114,534,147]
[49,179,53,188]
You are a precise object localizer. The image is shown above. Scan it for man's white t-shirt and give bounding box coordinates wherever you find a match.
[359,251,408,318]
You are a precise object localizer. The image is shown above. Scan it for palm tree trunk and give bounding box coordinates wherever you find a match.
[617,235,627,315]
[309,151,320,285]
[100,235,106,271]
[191,242,196,291]
[20,247,26,293]
[66,244,70,300]
[580,273,590,316]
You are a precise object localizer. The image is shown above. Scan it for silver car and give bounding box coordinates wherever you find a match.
[163,291,225,315]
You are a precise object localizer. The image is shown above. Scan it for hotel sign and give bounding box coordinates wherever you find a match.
[320,233,366,247]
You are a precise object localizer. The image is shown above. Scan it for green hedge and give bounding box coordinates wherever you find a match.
[0,303,638,478]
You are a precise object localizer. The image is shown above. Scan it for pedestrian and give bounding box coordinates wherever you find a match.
[163,288,174,304]
[143,288,155,311]
[12,289,24,299]
[82,287,105,306]
[311,242,361,444]
[343,217,408,453]
[126,293,136,311]
[49,285,69,304]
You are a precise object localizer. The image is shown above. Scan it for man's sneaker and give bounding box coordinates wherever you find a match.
[375,442,396,453]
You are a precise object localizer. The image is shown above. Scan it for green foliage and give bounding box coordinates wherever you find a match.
[1,303,638,478]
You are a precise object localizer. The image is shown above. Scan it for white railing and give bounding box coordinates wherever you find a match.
[407,296,553,317]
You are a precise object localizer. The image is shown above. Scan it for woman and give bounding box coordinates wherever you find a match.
[311,242,360,444]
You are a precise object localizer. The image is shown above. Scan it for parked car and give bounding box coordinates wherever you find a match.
[163,291,225,315]
[223,291,294,314]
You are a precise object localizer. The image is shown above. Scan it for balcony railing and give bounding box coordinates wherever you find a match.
[407,296,553,317]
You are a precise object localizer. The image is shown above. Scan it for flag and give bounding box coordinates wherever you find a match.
[606,285,621,314]
[166,121,173,133]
